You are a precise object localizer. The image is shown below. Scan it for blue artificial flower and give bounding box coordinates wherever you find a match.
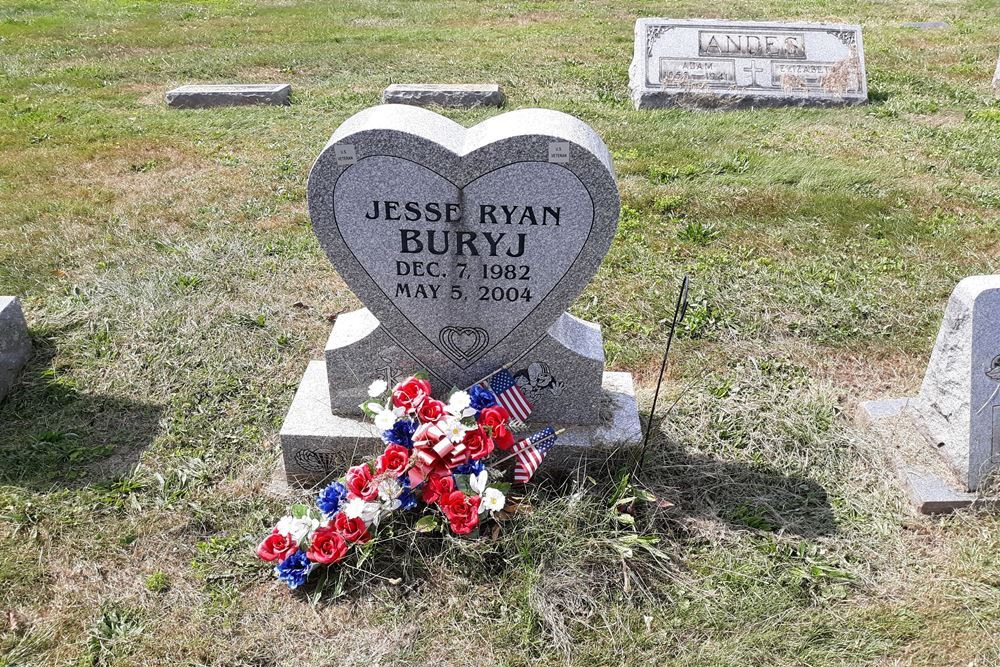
[383,418,417,449]
[468,384,497,411]
[317,481,347,516]
[397,475,419,511]
[276,550,313,589]
[453,460,485,476]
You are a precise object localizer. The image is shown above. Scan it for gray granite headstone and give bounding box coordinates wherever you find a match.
[0,297,31,402]
[279,105,641,484]
[383,84,505,108]
[859,276,1000,512]
[912,277,1000,492]
[165,84,291,108]
[629,19,868,109]
[308,104,620,389]
[993,54,1000,96]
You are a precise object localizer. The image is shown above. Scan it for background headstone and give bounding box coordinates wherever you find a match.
[993,54,1000,96]
[629,18,867,109]
[280,104,640,483]
[859,276,1000,512]
[165,84,291,108]
[900,21,950,29]
[0,297,31,402]
[382,84,505,108]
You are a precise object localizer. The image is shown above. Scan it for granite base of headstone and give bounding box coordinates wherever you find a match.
[629,18,868,109]
[382,84,505,108]
[858,276,1000,513]
[0,297,31,402]
[276,104,641,486]
[165,84,291,108]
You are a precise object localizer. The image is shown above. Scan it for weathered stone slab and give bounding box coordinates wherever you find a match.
[324,308,605,424]
[912,276,1000,492]
[280,361,639,485]
[901,21,950,29]
[858,276,1000,512]
[165,84,291,108]
[308,104,620,389]
[0,297,31,402]
[858,399,1000,514]
[629,18,867,109]
[383,84,505,108]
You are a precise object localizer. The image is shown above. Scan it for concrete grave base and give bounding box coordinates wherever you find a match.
[857,398,1000,514]
[280,359,642,486]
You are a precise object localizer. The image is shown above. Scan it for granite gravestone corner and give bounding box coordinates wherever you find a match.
[0,297,31,402]
[629,19,868,109]
[382,84,505,109]
[277,104,640,485]
[859,276,1000,513]
[165,84,291,108]
[993,53,1000,96]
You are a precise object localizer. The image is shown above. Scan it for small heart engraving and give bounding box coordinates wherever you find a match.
[439,326,490,365]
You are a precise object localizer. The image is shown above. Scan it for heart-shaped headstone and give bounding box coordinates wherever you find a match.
[308,105,619,388]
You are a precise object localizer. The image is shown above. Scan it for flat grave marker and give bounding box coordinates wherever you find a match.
[382,84,505,108]
[629,18,868,109]
[165,84,291,108]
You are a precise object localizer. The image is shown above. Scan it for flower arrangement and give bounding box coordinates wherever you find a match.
[258,372,558,589]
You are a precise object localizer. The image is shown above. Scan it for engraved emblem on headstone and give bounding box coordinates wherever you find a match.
[987,354,1000,381]
[334,143,357,167]
[548,141,570,164]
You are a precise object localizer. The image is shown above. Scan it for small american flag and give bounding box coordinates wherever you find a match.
[512,427,558,484]
[487,368,532,425]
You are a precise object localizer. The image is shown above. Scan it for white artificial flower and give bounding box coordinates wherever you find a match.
[368,379,388,397]
[374,409,397,431]
[377,478,404,513]
[446,390,475,418]
[479,488,506,514]
[469,470,488,495]
[343,497,380,524]
[442,417,471,442]
[275,515,319,543]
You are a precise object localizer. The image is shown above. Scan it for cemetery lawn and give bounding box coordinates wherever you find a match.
[2,1,999,665]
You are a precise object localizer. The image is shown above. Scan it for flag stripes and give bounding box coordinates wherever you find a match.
[486,369,532,424]
[512,427,558,484]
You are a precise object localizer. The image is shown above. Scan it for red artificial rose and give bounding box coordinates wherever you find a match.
[376,443,410,478]
[306,526,349,564]
[417,398,446,423]
[257,529,297,562]
[345,464,379,501]
[392,377,432,412]
[462,426,495,461]
[332,512,370,544]
[439,490,481,535]
[479,405,515,450]
[421,471,455,504]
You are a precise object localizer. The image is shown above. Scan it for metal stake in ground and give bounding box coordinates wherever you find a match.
[637,275,690,471]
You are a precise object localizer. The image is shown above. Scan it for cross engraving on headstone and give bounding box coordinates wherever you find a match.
[742,60,766,88]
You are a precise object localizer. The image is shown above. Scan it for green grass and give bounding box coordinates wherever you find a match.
[1,1,999,665]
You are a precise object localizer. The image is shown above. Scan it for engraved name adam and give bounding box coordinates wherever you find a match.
[698,31,806,59]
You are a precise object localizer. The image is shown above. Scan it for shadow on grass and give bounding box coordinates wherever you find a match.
[572,414,837,539]
[0,331,163,491]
